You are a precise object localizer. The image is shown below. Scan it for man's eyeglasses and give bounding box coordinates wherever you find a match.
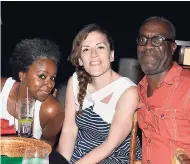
[136,36,174,47]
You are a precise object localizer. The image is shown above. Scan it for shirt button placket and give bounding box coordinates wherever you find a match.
[147,139,151,164]
[148,139,151,145]
[146,107,151,164]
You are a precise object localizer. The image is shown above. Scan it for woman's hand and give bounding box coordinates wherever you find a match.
[178,154,190,164]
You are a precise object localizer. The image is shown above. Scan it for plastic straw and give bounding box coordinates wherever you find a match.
[27,87,29,114]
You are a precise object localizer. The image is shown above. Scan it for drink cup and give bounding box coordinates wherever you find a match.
[22,146,49,164]
[17,97,35,138]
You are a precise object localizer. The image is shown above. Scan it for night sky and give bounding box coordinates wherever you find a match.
[2,1,190,85]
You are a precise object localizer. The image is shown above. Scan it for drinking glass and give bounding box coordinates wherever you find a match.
[22,146,49,164]
[17,97,35,138]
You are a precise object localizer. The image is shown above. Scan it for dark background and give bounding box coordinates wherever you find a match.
[2,1,190,86]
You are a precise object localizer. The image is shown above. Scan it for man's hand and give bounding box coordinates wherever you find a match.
[178,154,190,164]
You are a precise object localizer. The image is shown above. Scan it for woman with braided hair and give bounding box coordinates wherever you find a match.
[58,24,142,163]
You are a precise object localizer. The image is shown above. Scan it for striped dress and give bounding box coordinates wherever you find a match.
[70,73,142,163]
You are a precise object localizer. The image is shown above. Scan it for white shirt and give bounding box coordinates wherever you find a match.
[72,72,136,123]
[0,77,42,139]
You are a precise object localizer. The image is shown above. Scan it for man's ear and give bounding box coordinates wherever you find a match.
[18,72,26,82]
[79,58,83,66]
[110,50,114,62]
[172,42,177,55]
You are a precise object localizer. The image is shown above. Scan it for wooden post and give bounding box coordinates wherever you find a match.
[130,111,138,164]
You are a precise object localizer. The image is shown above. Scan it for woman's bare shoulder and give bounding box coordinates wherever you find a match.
[121,86,138,99]
[41,95,63,116]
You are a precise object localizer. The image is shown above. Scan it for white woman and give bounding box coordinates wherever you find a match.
[58,24,142,163]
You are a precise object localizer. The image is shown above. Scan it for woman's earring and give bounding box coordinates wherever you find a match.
[18,72,25,83]
[110,56,114,62]
[79,59,83,66]
[110,51,114,62]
